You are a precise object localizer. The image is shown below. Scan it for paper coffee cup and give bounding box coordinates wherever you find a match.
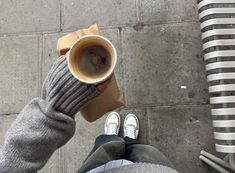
[68,35,117,84]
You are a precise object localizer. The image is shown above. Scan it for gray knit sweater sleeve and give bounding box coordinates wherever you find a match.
[42,56,100,116]
[0,56,100,173]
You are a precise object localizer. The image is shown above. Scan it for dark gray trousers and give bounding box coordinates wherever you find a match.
[77,135,174,173]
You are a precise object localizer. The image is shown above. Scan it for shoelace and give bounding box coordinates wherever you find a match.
[125,125,136,139]
[107,123,118,135]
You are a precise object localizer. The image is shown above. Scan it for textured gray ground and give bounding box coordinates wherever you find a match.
[0,0,217,172]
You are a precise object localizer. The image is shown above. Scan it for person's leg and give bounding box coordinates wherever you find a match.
[125,142,175,168]
[85,134,124,161]
[77,112,124,173]
[123,113,175,169]
[124,136,140,146]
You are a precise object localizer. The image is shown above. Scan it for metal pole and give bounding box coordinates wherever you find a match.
[200,155,230,173]
[201,150,235,171]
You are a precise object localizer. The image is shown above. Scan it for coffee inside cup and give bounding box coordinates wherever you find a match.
[68,36,116,84]
[77,45,111,80]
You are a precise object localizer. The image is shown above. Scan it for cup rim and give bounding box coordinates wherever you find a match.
[67,35,117,84]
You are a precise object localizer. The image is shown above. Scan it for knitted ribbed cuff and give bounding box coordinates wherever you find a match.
[43,56,100,116]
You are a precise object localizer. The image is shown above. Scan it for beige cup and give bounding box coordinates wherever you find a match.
[68,35,117,84]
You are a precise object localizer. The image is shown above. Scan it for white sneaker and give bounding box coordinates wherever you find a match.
[105,112,120,135]
[124,114,139,139]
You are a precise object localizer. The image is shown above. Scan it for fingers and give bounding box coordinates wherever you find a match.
[65,51,69,57]
[96,79,112,92]
[60,48,70,57]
